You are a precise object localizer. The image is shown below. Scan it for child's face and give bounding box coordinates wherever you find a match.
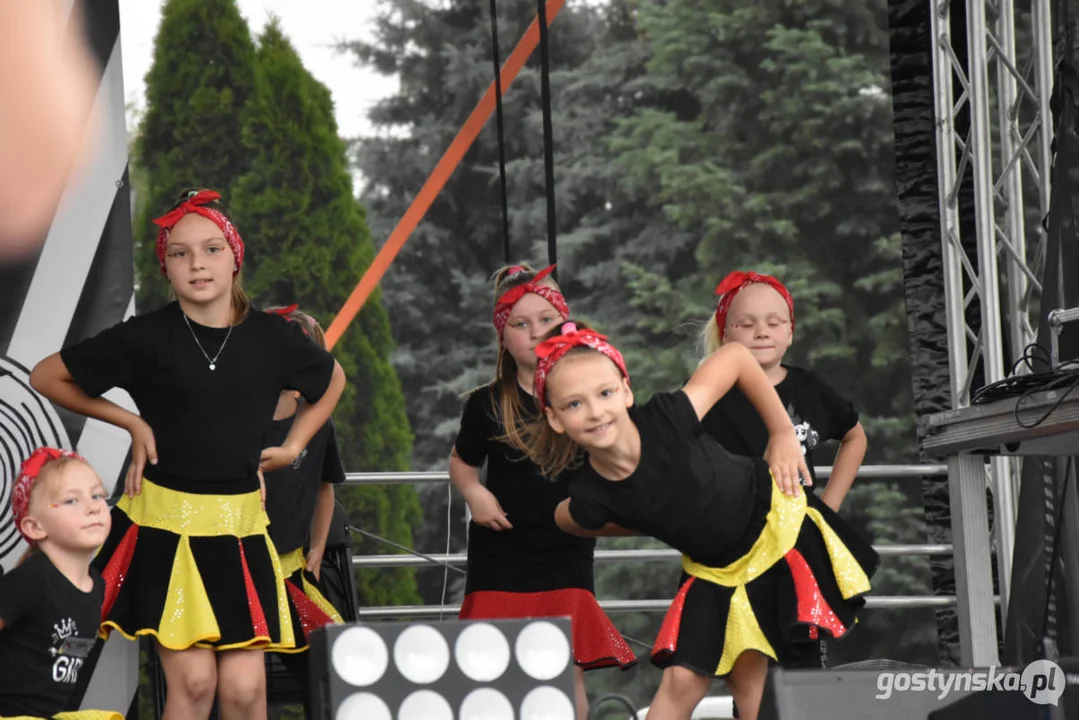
[722,283,793,371]
[164,213,236,307]
[544,353,633,452]
[21,462,110,551]
[502,290,565,372]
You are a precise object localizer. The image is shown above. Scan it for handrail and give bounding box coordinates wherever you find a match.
[352,544,954,569]
[353,595,993,620]
[342,464,948,485]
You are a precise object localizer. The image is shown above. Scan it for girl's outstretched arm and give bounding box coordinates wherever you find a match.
[682,343,809,495]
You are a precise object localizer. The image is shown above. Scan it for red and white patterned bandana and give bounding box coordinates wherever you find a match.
[713,271,795,335]
[12,447,87,542]
[152,189,245,277]
[492,264,570,340]
[534,321,629,410]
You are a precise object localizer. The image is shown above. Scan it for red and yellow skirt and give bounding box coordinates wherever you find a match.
[274,547,343,653]
[652,483,877,677]
[94,478,294,651]
[460,588,637,670]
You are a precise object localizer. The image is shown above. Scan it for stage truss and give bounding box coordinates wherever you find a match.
[929,0,1056,665]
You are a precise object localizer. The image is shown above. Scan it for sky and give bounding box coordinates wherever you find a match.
[117,0,397,139]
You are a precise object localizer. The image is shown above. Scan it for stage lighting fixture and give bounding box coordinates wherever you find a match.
[309,618,576,720]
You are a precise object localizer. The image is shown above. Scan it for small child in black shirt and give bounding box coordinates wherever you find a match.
[699,271,867,673]
[0,448,121,720]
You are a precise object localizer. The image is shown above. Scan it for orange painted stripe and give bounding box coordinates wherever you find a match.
[325,0,566,349]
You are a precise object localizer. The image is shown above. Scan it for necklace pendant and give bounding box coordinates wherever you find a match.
[209,363,216,371]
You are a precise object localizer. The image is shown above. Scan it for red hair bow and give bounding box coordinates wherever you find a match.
[713,271,795,333]
[492,264,570,339]
[12,447,87,542]
[534,322,628,410]
[268,304,299,317]
[152,189,245,277]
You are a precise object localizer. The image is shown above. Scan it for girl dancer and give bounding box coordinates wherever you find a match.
[0,448,121,720]
[262,305,345,715]
[30,189,345,720]
[526,321,877,720]
[451,265,635,720]
[699,271,867,671]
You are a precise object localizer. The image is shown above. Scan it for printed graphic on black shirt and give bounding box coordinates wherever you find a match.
[49,618,94,684]
[788,404,819,456]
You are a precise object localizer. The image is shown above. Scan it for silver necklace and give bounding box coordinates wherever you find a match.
[182,312,233,371]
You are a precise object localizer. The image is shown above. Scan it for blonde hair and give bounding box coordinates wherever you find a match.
[486,263,565,454]
[699,314,722,357]
[265,305,327,349]
[16,455,100,566]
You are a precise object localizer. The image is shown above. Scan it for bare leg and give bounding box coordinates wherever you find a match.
[645,665,713,720]
[156,644,217,720]
[575,665,588,720]
[724,651,769,720]
[216,649,268,720]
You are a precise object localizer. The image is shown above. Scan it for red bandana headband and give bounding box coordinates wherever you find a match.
[713,271,795,334]
[152,189,245,277]
[12,447,87,542]
[534,322,628,410]
[492,264,570,339]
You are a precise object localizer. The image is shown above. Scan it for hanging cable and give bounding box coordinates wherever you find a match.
[489,0,512,264]
[536,0,558,278]
[348,525,466,576]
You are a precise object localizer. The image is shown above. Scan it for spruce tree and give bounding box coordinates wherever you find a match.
[230,19,420,606]
[132,0,257,311]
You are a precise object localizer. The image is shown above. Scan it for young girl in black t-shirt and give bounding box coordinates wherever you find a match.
[450,265,635,720]
[525,321,878,720]
[0,448,121,720]
[29,189,346,720]
[699,271,868,673]
[261,306,345,712]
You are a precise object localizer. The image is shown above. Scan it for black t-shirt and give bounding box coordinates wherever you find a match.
[60,302,335,492]
[0,552,105,717]
[700,365,859,487]
[454,383,594,593]
[263,416,345,554]
[566,391,771,568]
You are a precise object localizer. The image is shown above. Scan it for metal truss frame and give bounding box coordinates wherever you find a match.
[930,0,1055,666]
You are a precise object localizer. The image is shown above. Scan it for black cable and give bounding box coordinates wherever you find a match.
[347,525,467,575]
[536,0,558,278]
[488,0,511,264]
[587,693,639,720]
[1042,457,1073,640]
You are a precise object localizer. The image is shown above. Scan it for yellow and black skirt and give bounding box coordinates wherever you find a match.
[93,478,294,652]
[274,547,343,653]
[651,481,878,677]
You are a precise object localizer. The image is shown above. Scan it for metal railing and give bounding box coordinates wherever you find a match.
[345,464,953,614]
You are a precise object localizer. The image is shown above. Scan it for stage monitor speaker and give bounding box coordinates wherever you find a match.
[758,668,1048,720]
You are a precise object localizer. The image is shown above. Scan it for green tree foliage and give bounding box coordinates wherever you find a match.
[132,0,257,311]
[229,19,420,606]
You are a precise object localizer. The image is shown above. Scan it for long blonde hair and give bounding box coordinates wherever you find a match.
[487,264,566,453]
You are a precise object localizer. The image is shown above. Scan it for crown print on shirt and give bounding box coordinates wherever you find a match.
[48,617,93,684]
